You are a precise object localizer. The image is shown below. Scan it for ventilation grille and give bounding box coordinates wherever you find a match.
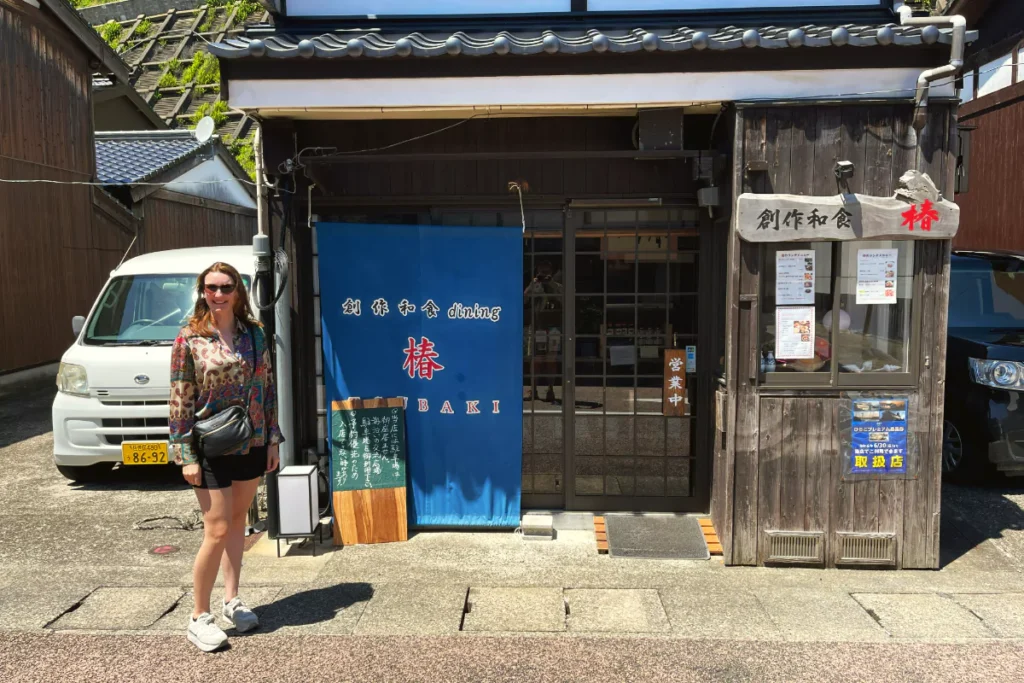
[836,533,897,566]
[764,531,824,565]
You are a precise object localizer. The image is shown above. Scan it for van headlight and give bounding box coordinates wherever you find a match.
[969,358,1024,390]
[56,363,90,397]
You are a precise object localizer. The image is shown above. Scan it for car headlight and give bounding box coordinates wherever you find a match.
[56,362,89,397]
[969,358,1024,390]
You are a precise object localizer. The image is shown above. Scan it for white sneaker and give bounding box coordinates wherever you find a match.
[188,612,228,652]
[222,597,259,633]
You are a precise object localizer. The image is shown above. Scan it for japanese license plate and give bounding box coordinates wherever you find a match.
[121,442,168,465]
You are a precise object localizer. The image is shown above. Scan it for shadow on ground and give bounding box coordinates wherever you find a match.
[941,481,1024,568]
[0,378,56,448]
[66,464,191,493]
[247,583,375,634]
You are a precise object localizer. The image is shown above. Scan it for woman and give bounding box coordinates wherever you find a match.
[168,262,284,652]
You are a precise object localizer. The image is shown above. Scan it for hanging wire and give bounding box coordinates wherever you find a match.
[508,181,527,234]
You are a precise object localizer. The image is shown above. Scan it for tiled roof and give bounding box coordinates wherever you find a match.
[95,131,210,184]
[209,23,976,60]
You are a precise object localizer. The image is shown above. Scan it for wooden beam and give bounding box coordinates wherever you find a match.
[306,150,709,164]
[150,188,257,217]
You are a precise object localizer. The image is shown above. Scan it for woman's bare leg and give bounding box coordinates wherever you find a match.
[221,477,260,603]
[192,487,233,618]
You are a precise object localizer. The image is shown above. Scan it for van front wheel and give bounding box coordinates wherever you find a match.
[57,464,111,483]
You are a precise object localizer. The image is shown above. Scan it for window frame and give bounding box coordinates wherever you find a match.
[759,241,922,390]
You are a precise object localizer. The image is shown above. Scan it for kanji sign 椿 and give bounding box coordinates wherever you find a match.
[736,170,959,243]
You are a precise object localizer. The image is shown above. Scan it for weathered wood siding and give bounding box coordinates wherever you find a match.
[722,103,955,569]
[953,95,1024,251]
[140,195,256,253]
[0,2,98,372]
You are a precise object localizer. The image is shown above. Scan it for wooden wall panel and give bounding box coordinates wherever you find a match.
[954,97,1024,251]
[141,196,256,253]
[0,3,99,373]
[724,103,955,568]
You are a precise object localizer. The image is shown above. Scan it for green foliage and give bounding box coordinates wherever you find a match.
[158,71,179,89]
[191,99,230,127]
[182,52,220,86]
[166,58,183,77]
[97,21,122,50]
[135,19,153,38]
[235,1,263,23]
[228,138,256,180]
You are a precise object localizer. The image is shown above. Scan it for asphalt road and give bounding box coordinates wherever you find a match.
[2,632,1024,683]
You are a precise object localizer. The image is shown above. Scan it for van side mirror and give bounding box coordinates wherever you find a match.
[72,316,85,337]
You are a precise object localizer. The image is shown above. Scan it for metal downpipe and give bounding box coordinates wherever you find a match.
[897,4,967,130]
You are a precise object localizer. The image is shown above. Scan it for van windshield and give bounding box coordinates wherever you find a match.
[83,274,251,346]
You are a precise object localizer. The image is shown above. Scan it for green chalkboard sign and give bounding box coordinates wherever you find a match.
[330,405,407,492]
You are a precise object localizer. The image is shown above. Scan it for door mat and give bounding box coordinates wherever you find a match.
[605,514,710,560]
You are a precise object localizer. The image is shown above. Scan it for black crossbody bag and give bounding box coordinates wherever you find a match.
[192,324,256,459]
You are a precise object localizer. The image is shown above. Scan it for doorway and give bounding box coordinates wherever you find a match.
[522,205,703,512]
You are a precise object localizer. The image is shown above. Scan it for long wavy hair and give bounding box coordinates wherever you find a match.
[188,262,257,335]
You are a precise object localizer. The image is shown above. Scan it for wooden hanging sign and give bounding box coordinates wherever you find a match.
[663,350,687,417]
[329,397,408,546]
[737,170,960,243]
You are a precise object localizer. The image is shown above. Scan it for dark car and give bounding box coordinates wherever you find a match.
[943,251,1024,481]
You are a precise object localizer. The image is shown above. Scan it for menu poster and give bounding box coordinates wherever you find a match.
[856,249,898,305]
[775,306,815,360]
[776,250,816,306]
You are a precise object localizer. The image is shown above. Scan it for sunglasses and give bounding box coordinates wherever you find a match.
[204,283,236,295]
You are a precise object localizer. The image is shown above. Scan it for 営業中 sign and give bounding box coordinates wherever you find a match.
[663,350,687,416]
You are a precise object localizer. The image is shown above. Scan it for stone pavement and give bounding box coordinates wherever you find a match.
[3,376,1024,653]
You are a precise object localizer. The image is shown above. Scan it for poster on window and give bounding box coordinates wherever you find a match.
[776,250,816,306]
[775,306,815,360]
[849,398,908,475]
[856,249,898,305]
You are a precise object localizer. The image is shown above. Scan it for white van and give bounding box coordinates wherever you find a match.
[52,246,257,482]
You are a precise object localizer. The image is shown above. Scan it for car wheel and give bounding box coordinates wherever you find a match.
[56,464,112,483]
[942,419,965,475]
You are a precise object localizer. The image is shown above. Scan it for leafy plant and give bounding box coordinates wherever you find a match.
[235,0,263,23]
[182,52,220,86]
[158,71,179,89]
[228,138,256,180]
[191,99,230,127]
[97,21,122,50]
[166,58,183,77]
[134,19,153,38]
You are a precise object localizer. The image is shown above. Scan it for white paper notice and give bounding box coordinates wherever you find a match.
[776,250,815,306]
[856,249,898,305]
[775,306,815,360]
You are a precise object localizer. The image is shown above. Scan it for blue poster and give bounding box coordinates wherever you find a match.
[850,398,908,475]
[317,223,523,527]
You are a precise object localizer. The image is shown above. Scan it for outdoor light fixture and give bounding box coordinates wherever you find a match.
[834,160,856,181]
[568,198,663,209]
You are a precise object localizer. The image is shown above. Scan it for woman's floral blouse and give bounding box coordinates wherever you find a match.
[168,320,284,466]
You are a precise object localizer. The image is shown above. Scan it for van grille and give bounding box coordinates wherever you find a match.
[102,417,169,445]
[100,400,168,407]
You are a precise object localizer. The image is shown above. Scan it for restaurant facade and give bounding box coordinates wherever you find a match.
[212,0,971,568]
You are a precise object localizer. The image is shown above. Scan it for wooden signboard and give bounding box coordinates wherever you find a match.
[330,397,408,546]
[736,170,960,243]
[663,350,687,417]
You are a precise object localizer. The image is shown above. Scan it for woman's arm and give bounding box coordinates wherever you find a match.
[261,327,285,446]
[168,332,199,465]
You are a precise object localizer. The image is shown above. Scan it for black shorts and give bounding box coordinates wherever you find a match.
[194,446,267,490]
